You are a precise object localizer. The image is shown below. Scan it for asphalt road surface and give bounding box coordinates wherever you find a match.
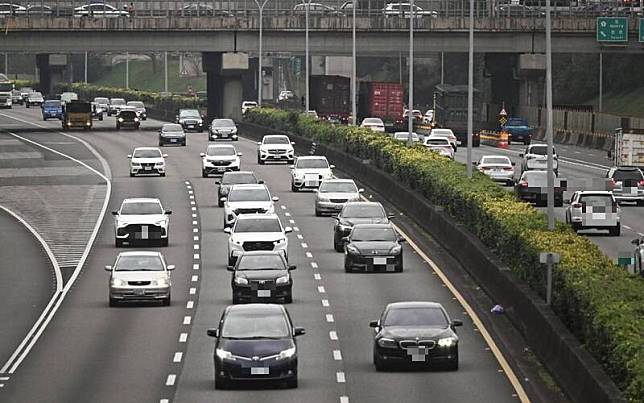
[0,107,577,403]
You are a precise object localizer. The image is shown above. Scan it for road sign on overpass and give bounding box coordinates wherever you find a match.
[597,17,628,42]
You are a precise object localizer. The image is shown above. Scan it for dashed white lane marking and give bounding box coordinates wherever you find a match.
[305,252,313,258]
[183,316,192,325]
[191,275,198,282]
[340,397,350,403]
[333,350,343,360]
[624,225,632,230]
[193,244,199,250]
[188,190,193,194]
[191,207,196,211]
[297,234,304,239]
[322,299,330,307]
[318,286,326,293]
[314,273,322,280]
[311,262,319,269]
[289,219,295,224]
[285,212,291,217]
[190,201,195,205]
[336,372,346,383]
[189,195,194,200]
[193,228,199,233]
[192,220,198,225]
[173,352,183,363]
[326,314,335,323]
[280,205,286,210]
[161,399,169,403]
[184,181,190,185]
[189,288,196,295]
[193,236,199,241]
[179,333,188,343]
[165,374,176,386]
[293,227,300,232]
[329,331,338,340]
[193,254,200,260]
[186,301,194,309]
[301,242,308,248]
[192,213,197,218]
[193,264,199,270]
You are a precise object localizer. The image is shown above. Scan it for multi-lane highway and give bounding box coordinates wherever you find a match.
[0,107,574,403]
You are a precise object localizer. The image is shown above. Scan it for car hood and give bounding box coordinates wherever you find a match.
[117,214,167,225]
[206,155,238,162]
[293,168,332,176]
[236,269,288,281]
[111,271,168,282]
[29,97,44,101]
[231,232,285,243]
[341,217,389,226]
[131,157,164,164]
[380,326,452,339]
[218,338,293,358]
[350,240,397,254]
[318,192,359,200]
[180,117,201,122]
[43,106,62,111]
[261,145,293,151]
[212,126,236,132]
[227,201,273,211]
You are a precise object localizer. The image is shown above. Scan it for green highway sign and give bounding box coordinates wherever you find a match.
[640,19,644,42]
[596,17,628,42]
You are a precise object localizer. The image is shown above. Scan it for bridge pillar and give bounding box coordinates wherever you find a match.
[202,52,249,121]
[36,54,68,96]
[516,54,545,107]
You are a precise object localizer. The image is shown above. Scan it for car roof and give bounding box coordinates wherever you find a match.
[611,166,642,171]
[118,251,162,257]
[578,191,613,196]
[263,134,289,138]
[133,147,162,152]
[321,178,355,184]
[226,303,285,315]
[223,170,255,176]
[343,201,382,207]
[481,155,511,160]
[386,301,444,309]
[297,155,328,160]
[352,223,394,229]
[208,143,235,148]
[122,197,161,203]
[236,213,279,220]
[230,184,267,190]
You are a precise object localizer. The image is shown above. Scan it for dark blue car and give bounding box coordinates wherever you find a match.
[42,100,63,121]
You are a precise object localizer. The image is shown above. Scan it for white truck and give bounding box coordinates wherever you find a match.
[0,74,13,108]
[614,128,644,169]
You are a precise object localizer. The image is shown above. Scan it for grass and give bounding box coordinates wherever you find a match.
[585,87,644,117]
[91,57,206,95]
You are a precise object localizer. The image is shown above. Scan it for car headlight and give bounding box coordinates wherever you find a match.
[346,244,359,255]
[231,127,237,134]
[338,223,352,232]
[234,276,248,285]
[154,220,166,226]
[231,238,243,246]
[317,195,330,202]
[277,346,296,360]
[276,274,289,285]
[438,337,457,347]
[197,120,203,125]
[155,162,165,167]
[274,237,286,245]
[216,348,235,360]
[377,338,397,349]
[390,245,402,255]
[111,278,127,287]
[118,118,124,122]
[154,278,169,287]
[293,172,304,180]
[131,163,141,168]
[134,118,139,122]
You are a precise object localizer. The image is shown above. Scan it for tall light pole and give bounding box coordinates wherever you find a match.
[466,0,474,178]
[406,0,414,147]
[4,53,7,76]
[351,0,357,125]
[598,51,603,113]
[164,51,168,93]
[125,52,129,89]
[84,52,88,84]
[305,0,311,112]
[254,0,270,106]
[545,0,555,230]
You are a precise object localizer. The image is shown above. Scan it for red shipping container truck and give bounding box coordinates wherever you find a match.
[358,82,404,129]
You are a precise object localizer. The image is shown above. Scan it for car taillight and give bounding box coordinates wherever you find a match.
[519,181,528,187]
[572,203,582,208]
[480,166,490,171]
[639,180,644,187]
[503,167,513,171]
[609,178,617,189]
[612,203,618,213]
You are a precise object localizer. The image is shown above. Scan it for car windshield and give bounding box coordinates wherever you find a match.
[115,255,164,271]
[163,124,183,132]
[351,227,396,241]
[133,149,162,158]
[207,146,236,156]
[296,158,328,169]
[342,205,385,218]
[507,118,527,126]
[111,99,126,105]
[221,311,290,338]
[528,146,555,156]
[363,118,383,125]
[235,218,281,233]
[120,202,163,215]
[481,157,511,165]
[128,101,144,108]
[264,136,290,145]
[29,92,42,98]
[523,171,547,181]
[213,119,235,128]
[95,98,108,104]
[611,169,643,181]
[120,111,136,118]
[383,307,448,327]
[237,254,285,271]
[221,173,257,185]
[319,182,357,193]
[228,188,270,202]
[180,109,200,118]
[432,130,453,136]
[426,139,450,145]
[579,195,614,206]
[44,100,61,107]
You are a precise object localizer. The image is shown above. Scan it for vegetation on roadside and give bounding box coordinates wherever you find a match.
[245,107,644,401]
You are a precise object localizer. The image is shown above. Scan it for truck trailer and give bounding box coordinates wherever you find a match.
[357,81,404,130]
[614,128,644,169]
[309,75,350,123]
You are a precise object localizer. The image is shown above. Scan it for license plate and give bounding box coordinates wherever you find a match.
[374,257,387,265]
[171,139,177,143]
[141,225,149,239]
[407,347,428,362]
[305,174,318,187]
[251,367,269,375]
[217,167,226,172]
[258,290,271,298]
[188,125,194,129]
[222,133,229,137]
[591,213,606,220]
[144,166,152,170]
[135,289,145,296]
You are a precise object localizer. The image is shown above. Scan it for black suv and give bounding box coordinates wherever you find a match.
[116,110,140,130]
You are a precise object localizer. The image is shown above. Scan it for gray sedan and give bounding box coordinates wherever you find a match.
[315,179,363,216]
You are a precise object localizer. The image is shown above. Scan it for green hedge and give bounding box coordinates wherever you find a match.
[246,107,644,401]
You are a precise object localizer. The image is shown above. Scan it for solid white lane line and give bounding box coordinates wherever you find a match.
[191,275,198,282]
[306,252,313,258]
[322,299,330,307]
[179,333,188,343]
[165,374,176,386]
[326,314,335,322]
[311,262,319,269]
[186,301,194,309]
[173,352,183,363]
[314,273,322,280]
[329,331,338,340]
[193,264,199,270]
[183,316,192,325]
[318,286,326,293]
[336,372,346,383]
[190,288,196,295]
[301,243,308,248]
[333,350,343,360]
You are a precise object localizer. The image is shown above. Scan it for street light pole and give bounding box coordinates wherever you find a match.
[351,0,357,125]
[305,0,311,112]
[84,52,88,84]
[125,52,129,89]
[164,51,168,93]
[466,0,474,178]
[545,0,555,230]
[407,0,414,147]
[598,51,603,113]
[254,0,270,106]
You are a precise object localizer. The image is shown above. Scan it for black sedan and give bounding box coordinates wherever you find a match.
[515,170,565,207]
[343,223,404,272]
[115,110,140,130]
[158,123,187,146]
[207,304,305,389]
[370,301,462,371]
[333,201,392,252]
[216,171,263,207]
[228,251,296,304]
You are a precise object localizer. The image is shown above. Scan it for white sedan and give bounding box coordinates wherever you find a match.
[423,137,454,159]
[475,155,515,185]
[128,147,167,177]
[224,214,292,266]
[429,128,457,151]
[360,117,385,133]
[73,3,129,17]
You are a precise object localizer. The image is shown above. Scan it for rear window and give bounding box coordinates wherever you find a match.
[579,194,614,206]
[610,169,643,181]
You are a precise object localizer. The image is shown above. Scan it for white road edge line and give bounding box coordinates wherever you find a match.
[0,118,111,375]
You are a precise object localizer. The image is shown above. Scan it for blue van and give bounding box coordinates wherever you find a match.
[42,99,63,120]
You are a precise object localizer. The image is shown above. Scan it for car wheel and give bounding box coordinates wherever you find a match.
[524,139,531,145]
[218,200,224,208]
[109,297,118,307]
[115,238,123,247]
[99,115,103,121]
[555,198,563,207]
[26,103,29,108]
[374,353,386,371]
[159,142,163,147]
[334,239,343,253]
[285,376,298,389]
[291,183,298,192]
[344,260,352,273]
[228,256,235,267]
[259,159,265,165]
[285,293,293,304]
[571,222,580,233]
[214,375,229,390]
[202,170,208,178]
[160,173,166,177]
[116,125,120,130]
[637,200,644,207]
[162,295,171,306]
[445,356,459,371]
[315,209,322,217]
[609,225,621,237]
[162,237,169,247]
[43,117,47,121]
[182,141,186,146]
[130,172,135,177]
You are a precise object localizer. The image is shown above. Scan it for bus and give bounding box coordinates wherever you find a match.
[433,84,481,146]
[0,73,14,108]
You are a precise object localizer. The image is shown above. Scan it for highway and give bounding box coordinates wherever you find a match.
[0,107,572,403]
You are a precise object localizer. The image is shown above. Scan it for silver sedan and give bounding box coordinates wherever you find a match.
[315,179,363,216]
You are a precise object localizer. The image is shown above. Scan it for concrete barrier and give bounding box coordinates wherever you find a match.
[240,121,625,403]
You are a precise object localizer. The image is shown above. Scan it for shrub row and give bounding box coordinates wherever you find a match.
[246,107,644,401]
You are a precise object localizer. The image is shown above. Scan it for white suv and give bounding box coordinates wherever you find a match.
[200,144,241,177]
[290,156,335,191]
[520,144,559,175]
[565,191,621,236]
[257,134,295,164]
[128,147,167,177]
[222,184,278,228]
[112,198,172,247]
[224,214,292,266]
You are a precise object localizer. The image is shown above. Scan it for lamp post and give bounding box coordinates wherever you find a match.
[406,0,414,147]
[351,0,357,125]
[466,0,474,178]
[305,0,311,112]
[84,52,88,84]
[164,51,168,93]
[545,0,554,230]
[253,0,270,106]
[125,52,129,89]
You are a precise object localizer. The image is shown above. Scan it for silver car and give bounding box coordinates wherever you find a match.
[105,251,174,306]
[564,191,621,236]
[315,179,363,216]
[606,166,644,206]
[475,155,515,185]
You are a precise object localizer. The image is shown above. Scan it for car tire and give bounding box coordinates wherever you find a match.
[285,376,298,389]
[159,142,163,147]
[214,375,229,390]
[637,200,644,207]
[182,141,186,146]
[109,297,118,307]
[130,172,135,177]
[162,237,169,247]
[162,295,171,306]
[291,183,298,192]
[524,139,531,145]
[43,117,47,121]
[334,239,343,253]
[160,173,166,177]
[571,222,581,233]
[259,159,265,165]
[228,256,235,267]
[99,115,103,121]
[285,294,293,304]
[202,170,208,178]
[232,294,241,304]
[373,353,386,372]
[609,225,621,237]
[115,238,123,247]
[315,209,322,217]
[218,200,224,208]
[445,356,459,371]
[116,125,120,130]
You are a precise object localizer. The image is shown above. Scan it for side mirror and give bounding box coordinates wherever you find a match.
[293,327,306,336]
[633,239,642,245]
[220,197,227,203]
[272,196,280,202]
[511,162,516,166]
[104,265,112,271]
[358,188,364,193]
[369,320,379,328]
[167,265,175,271]
[564,200,571,205]
[207,328,219,338]
[288,165,295,169]
[111,211,119,215]
[330,164,336,169]
[331,214,339,219]
[341,236,349,243]
[224,227,232,234]
[226,265,234,271]
[127,154,132,158]
[398,236,406,243]
[284,226,293,234]
[288,265,297,271]
[215,181,221,185]
[258,180,265,184]
[291,141,296,145]
[237,152,243,156]
[472,161,478,165]
[165,210,172,215]
[451,319,463,327]
[256,141,262,145]
[200,153,206,157]
[387,214,395,219]
[163,154,168,158]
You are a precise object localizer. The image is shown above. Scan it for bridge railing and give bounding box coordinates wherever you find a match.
[0,0,640,19]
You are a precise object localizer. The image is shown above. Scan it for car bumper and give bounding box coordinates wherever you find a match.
[215,358,297,382]
[115,225,168,241]
[118,122,140,129]
[485,172,514,181]
[181,123,203,131]
[374,345,457,366]
[316,200,348,213]
[160,136,185,145]
[203,161,239,174]
[131,166,165,175]
[613,192,644,202]
[259,152,294,162]
[110,286,170,301]
[209,132,238,140]
[232,284,292,302]
[43,113,62,119]
[345,254,402,272]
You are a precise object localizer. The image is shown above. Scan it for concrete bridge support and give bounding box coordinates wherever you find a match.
[516,53,545,107]
[202,52,249,121]
[36,54,68,96]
